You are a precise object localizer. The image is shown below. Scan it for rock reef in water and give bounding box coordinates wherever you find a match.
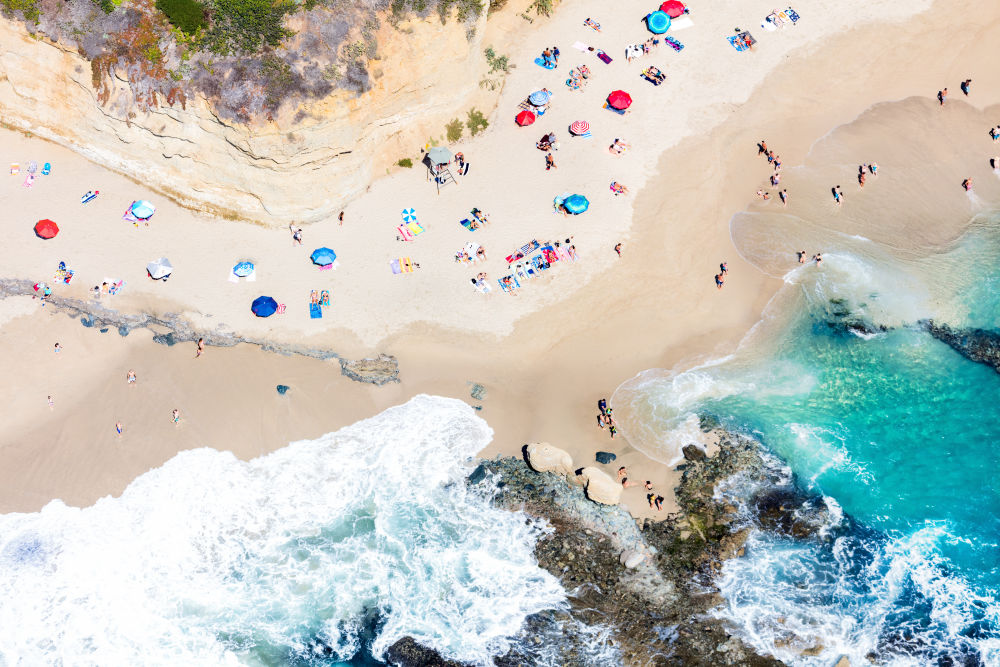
[921,319,1000,374]
[473,430,813,666]
[0,278,398,385]
[385,637,469,667]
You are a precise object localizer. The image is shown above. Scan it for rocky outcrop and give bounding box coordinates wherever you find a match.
[525,442,574,476]
[595,450,616,464]
[476,434,790,666]
[576,466,622,505]
[384,637,469,667]
[338,353,400,385]
[0,278,398,384]
[0,11,502,224]
[921,319,1000,373]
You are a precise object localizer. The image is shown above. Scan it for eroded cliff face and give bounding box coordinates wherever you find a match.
[0,11,498,224]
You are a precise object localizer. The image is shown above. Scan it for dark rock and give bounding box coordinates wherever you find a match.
[153,332,177,346]
[469,383,486,400]
[384,637,470,667]
[117,325,130,337]
[276,385,290,395]
[682,445,708,462]
[595,451,616,464]
[921,319,1000,373]
[467,463,487,485]
[98,327,109,333]
[339,354,400,385]
[80,315,94,327]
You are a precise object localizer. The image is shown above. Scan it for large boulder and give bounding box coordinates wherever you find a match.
[595,451,617,464]
[526,442,574,476]
[619,549,646,569]
[578,466,622,505]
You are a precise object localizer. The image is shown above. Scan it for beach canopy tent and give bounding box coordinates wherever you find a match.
[427,146,453,165]
[515,110,536,126]
[146,257,173,280]
[607,90,633,110]
[233,261,255,277]
[34,219,59,239]
[646,10,671,33]
[569,120,590,135]
[563,194,590,214]
[529,89,551,106]
[251,296,278,318]
[660,0,685,17]
[310,247,337,266]
[131,200,156,220]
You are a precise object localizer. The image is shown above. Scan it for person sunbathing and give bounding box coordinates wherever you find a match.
[584,17,601,31]
[610,181,629,196]
[536,139,552,151]
[476,247,487,260]
[310,290,319,304]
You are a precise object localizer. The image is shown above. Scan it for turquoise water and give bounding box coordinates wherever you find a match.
[616,213,1000,663]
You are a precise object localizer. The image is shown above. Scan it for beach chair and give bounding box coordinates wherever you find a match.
[390,259,402,274]
[41,163,51,175]
[9,163,18,175]
[397,224,415,241]
[27,161,37,174]
[407,221,425,236]
[785,8,800,22]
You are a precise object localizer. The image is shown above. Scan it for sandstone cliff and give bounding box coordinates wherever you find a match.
[0,9,505,224]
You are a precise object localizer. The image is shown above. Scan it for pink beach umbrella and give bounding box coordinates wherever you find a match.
[660,0,685,18]
[515,110,536,126]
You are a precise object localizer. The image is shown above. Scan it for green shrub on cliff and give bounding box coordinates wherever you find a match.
[204,0,295,55]
[445,119,464,143]
[466,108,488,136]
[156,0,206,34]
[0,0,39,21]
[397,158,413,168]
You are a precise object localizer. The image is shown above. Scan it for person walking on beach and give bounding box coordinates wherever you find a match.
[196,338,204,358]
[172,409,181,424]
[779,189,788,206]
[54,342,61,354]
[115,421,124,437]
[938,88,947,105]
[720,261,728,276]
[813,253,823,265]
[961,79,971,96]
[858,172,866,188]
[47,395,54,409]
[832,186,843,206]
[797,250,806,263]
[338,211,344,225]
[126,370,137,385]
[991,128,999,141]
[869,162,879,176]
[545,153,556,170]
[773,155,781,172]
[290,225,303,246]
[614,243,622,257]
[715,273,725,290]
[963,178,973,192]
[758,140,768,155]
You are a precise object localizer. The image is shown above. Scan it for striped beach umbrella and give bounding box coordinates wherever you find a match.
[529,89,551,105]
[401,208,417,223]
[569,120,590,135]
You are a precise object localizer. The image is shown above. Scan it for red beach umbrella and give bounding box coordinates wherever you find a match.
[607,90,632,110]
[34,219,59,239]
[569,120,590,135]
[515,109,536,126]
[660,0,685,18]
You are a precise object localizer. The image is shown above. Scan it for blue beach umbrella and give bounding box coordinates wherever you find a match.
[402,208,417,223]
[646,10,671,34]
[251,296,278,318]
[131,200,156,219]
[529,89,551,106]
[310,247,337,266]
[563,194,590,214]
[233,261,255,277]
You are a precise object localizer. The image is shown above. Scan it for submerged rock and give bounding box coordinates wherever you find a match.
[921,319,1000,373]
[525,442,574,476]
[683,444,708,462]
[276,385,290,395]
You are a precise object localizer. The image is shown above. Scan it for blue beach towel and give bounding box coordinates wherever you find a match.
[309,303,323,319]
[786,8,800,22]
[534,57,556,69]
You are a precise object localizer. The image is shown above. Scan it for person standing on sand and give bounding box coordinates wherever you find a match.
[963,178,973,191]
[869,162,879,176]
[773,155,781,172]
[813,253,823,265]
[115,421,124,437]
[780,189,788,206]
[614,243,622,257]
[290,225,303,246]
[938,88,947,105]
[758,140,768,155]
[859,172,866,188]
[196,338,204,358]
[126,370,137,385]
[338,211,344,225]
[172,409,181,424]
[832,186,843,205]
[545,153,556,170]
[720,261,728,275]
[54,342,61,354]
[961,79,971,96]
[797,250,806,263]
[47,395,54,409]
[715,273,725,290]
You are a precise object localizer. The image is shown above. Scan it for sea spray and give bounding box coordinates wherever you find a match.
[0,396,568,665]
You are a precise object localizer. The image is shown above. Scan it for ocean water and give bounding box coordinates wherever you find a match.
[615,203,1000,664]
[0,396,611,665]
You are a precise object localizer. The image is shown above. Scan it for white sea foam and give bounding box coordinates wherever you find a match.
[0,395,570,665]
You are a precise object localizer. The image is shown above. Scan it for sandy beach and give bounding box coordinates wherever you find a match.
[3,0,1000,527]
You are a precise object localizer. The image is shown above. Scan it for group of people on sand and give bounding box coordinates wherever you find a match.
[714,261,728,290]
[796,250,822,265]
[596,397,617,438]
[609,138,630,155]
[615,466,664,511]
[754,140,788,205]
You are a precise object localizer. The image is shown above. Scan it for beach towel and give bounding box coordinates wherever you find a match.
[9,163,18,175]
[727,32,756,51]
[604,102,626,115]
[401,257,415,273]
[407,221,425,236]
[534,57,556,69]
[23,174,34,188]
[82,191,98,204]
[596,50,612,64]
[228,271,240,283]
[664,36,684,51]
[390,259,402,274]
[397,224,415,241]
[309,303,323,319]
[572,41,590,51]
[276,303,286,314]
[785,8,800,22]
[27,161,37,174]
[41,163,51,175]
[319,263,333,271]
[460,218,476,231]
[669,15,693,30]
